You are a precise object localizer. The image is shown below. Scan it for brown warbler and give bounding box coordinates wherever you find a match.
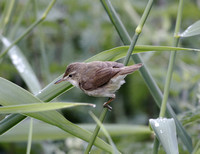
[55,61,142,110]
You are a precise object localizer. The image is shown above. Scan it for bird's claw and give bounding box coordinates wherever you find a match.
[103,103,112,111]
[103,98,114,111]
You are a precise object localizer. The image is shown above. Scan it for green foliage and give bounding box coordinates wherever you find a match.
[0,0,200,153]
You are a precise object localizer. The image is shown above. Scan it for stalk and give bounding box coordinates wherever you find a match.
[159,0,183,117]
[101,0,192,152]
[0,0,57,59]
[84,0,154,153]
[152,138,159,154]
[26,118,33,154]
[84,108,108,153]
[154,0,184,152]
[8,0,31,39]
[0,0,15,34]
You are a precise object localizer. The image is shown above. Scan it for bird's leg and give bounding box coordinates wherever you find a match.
[103,98,114,111]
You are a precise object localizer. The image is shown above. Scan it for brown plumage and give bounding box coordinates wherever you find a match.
[55,61,142,109]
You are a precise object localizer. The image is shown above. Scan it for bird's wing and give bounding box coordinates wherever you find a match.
[81,67,120,90]
[103,61,124,68]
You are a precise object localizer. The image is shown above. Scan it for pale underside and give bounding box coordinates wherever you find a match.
[61,61,142,99]
[68,75,126,98]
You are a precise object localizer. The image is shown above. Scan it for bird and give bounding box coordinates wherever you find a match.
[55,61,142,110]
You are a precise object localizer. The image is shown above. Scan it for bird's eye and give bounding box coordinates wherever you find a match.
[68,74,72,78]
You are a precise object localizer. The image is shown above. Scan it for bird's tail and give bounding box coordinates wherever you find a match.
[119,63,143,75]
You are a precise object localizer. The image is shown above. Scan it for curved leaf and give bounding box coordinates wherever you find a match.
[86,45,199,62]
[180,20,200,37]
[0,77,112,152]
[150,118,179,154]
[0,102,95,114]
[0,36,41,94]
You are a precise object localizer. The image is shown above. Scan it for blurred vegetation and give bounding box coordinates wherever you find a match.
[0,0,200,153]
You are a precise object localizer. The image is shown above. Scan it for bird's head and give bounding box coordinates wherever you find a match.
[54,62,83,87]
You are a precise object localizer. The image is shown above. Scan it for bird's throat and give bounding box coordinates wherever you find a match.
[68,79,79,88]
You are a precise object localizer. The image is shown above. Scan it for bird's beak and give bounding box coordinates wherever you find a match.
[54,78,65,84]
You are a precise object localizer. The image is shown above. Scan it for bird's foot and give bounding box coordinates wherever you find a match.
[103,103,112,111]
[103,98,114,111]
